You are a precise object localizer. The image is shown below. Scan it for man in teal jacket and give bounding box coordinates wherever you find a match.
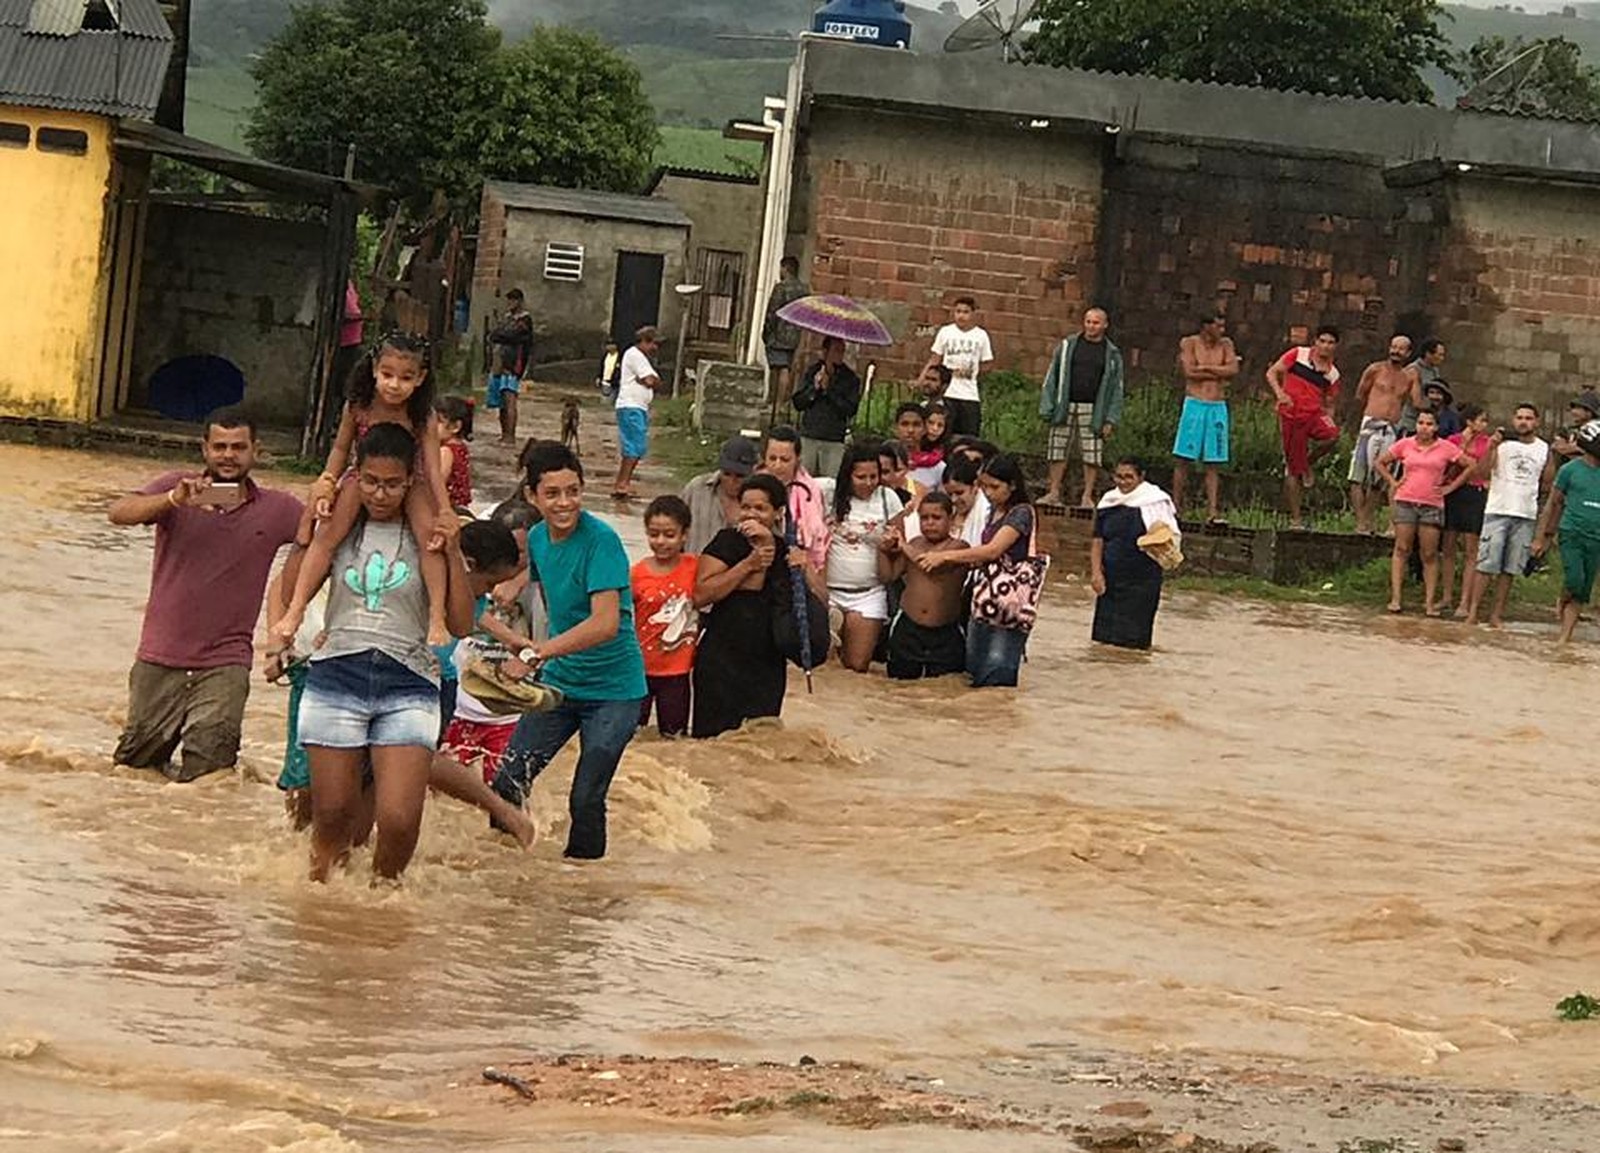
[1040,308,1125,508]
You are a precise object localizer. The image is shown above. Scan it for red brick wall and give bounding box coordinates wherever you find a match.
[1430,180,1600,419]
[791,108,1101,383]
[473,186,507,296]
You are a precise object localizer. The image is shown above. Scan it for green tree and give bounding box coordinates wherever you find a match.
[245,0,501,204]
[1458,35,1600,120]
[476,27,660,192]
[1025,0,1458,104]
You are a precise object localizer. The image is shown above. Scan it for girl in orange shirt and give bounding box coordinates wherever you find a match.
[631,495,698,736]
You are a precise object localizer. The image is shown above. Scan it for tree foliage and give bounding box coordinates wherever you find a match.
[477,28,659,192]
[245,1,658,205]
[1458,34,1600,120]
[1025,0,1459,104]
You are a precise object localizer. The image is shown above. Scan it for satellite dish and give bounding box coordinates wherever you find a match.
[942,0,1039,62]
[1456,40,1547,113]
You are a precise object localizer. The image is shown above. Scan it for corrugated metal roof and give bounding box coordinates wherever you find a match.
[0,0,171,118]
[485,180,694,229]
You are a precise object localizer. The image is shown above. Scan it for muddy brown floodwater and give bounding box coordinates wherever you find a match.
[4,438,1600,1153]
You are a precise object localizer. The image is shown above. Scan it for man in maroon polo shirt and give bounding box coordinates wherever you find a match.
[108,409,305,782]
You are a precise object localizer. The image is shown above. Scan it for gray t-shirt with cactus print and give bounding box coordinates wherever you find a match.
[313,515,439,685]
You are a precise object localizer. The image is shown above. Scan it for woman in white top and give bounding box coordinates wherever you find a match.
[826,444,904,671]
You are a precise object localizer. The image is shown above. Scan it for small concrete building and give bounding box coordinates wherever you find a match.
[645,166,763,363]
[471,181,693,379]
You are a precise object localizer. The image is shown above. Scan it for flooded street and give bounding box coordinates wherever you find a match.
[5,440,1600,1151]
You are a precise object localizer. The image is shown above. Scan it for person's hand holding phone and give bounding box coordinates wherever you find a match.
[192,481,243,509]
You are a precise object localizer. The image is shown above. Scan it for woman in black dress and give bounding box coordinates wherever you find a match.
[691,474,801,738]
[1091,457,1180,650]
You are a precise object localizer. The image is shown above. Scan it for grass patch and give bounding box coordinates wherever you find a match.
[783,1089,836,1108]
[655,125,762,177]
[1558,992,1600,1020]
[726,1095,777,1115]
[650,396,721,482]
[1173,549,1566,616]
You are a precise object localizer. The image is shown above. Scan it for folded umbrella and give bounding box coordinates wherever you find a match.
[776,294,894,347]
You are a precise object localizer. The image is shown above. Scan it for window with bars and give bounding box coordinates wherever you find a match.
[543,242,584,282]
[694,249,744,341]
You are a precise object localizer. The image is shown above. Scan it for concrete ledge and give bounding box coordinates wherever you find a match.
[1039,506,1392,584]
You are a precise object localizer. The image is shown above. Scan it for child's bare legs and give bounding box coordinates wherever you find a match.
[430,753,536,849]
[403,484,450,645]
[276,480,363,645]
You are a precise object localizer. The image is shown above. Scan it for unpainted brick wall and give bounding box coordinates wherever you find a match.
[1429,179,1600,419]
[1096,139,1439,403]
[791,107,1101,382]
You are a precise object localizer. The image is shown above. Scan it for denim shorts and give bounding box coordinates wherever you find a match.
[299,650,441,750]
[1476,514,1534,576]
[1392,500,1444,528]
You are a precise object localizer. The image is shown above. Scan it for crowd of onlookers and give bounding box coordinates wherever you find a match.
[105,276,1600,886]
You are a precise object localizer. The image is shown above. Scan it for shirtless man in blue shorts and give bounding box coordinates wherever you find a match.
[1171,313,1239,523]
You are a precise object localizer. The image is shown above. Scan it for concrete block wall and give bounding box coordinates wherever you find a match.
[1097,140,1438,395]
[129,202,323,428]
[1430,179,1600,419]
[792,107,1102,383]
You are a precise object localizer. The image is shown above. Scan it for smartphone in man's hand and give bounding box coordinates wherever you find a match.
[193,481,243,509]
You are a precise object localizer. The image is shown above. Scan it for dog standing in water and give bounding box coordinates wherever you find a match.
[561,399,582,458]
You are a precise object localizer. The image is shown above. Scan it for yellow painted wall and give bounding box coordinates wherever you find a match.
[0,106,113,421]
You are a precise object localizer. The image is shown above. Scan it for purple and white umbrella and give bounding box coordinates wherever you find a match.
[775,294,894,347]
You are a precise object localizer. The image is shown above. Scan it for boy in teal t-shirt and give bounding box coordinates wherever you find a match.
[1535,424,1600,642]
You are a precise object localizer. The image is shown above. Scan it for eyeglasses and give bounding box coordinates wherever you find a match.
[357,475,410,495]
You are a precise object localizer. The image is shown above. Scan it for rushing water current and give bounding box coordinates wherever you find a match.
[2,443,1598,1151]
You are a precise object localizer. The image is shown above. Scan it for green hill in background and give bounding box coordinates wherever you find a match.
[181,1,1600,178]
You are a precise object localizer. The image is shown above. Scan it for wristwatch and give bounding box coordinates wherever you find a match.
[517,646,542,667]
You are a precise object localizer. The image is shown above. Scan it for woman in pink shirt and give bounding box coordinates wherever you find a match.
[1375,411,1471,616]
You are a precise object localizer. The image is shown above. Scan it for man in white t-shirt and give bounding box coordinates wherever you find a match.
[1466,402,1555,628]
[923,296,994,438]
[612,325,662,500]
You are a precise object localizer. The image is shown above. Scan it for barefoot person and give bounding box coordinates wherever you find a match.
[878,492,968,679]
[1171,312,1239,523]
[1467,404,1554,628]
[1267,326,1343,529]
[612,326,663,501]
[1374,412,1471,616]
[286,423,478,881]
[108,409,304,782]
[486,289,533,446]
[1533,420,1600,643]
[491,443,648,859]
[1040,307,1124,509]
[1348,334,1421,534]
